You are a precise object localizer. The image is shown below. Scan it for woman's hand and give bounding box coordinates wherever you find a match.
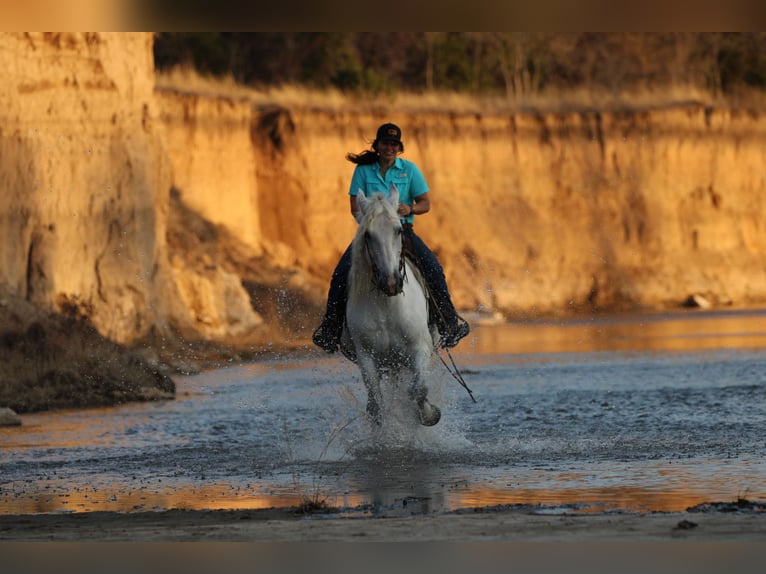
[397,204,413,217]
[398,193,430,218]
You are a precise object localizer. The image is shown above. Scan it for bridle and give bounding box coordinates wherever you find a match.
[363,225,407,295]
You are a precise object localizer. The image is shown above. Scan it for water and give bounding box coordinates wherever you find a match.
[1,309,765,516]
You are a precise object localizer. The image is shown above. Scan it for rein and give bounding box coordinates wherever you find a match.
[363,227,407,295]
[415,266,477,404]
[437,347,477,403]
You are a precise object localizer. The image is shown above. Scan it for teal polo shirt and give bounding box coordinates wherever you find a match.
[348,157,429,224]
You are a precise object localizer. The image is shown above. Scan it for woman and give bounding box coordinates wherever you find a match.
[313,122,470,354]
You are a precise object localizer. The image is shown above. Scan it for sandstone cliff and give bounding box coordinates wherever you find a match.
[2,33,766,413]
[0,33,321,355]
[0,32,321,412]
[0,32,169,344]
[157,93,766,319]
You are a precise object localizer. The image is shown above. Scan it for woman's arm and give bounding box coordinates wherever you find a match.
[398,192,431,217]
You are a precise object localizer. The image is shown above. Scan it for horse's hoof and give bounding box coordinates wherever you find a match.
[417,400,441,426]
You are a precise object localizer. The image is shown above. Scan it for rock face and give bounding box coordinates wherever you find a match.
[159,97,766,318]
[401,107,766,315]
[0,33,322,412]
[0,33,170,345]
[2,31,766,359]
[0,32,299,350]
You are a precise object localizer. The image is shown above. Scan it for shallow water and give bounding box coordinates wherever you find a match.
[1,309,765,516]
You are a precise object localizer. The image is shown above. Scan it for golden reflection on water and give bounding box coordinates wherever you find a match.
[450,485,712,513]
[2,478,731,515]
[1,482,307,515]
[1,404,181,451]
[461,309,766,356]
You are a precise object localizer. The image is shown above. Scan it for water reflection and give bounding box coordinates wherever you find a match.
[2,471,735,516]
[1,403,183,452]
[343,447,451,516]
[1,481,307,515]
[462,309,766,355]
[450,485,711,513]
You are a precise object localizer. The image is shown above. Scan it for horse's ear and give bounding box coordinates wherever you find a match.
[356,190,369,212]
[387,184,400,208]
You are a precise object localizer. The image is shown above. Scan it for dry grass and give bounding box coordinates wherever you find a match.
[154,65,763,116]
[155,66,351,110]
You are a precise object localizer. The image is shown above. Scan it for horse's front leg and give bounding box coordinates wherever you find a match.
[407,346,441,426]
[357,353,383,425]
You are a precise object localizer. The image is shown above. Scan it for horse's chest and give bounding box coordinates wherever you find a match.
[347,301,419,347]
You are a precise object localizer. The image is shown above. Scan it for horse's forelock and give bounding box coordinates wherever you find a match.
[372,193,398,219]
[357,193,397,235]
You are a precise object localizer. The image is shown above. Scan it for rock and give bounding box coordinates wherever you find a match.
[137,387,175,401]
[0,407,22,426]
[674,519,698,530]
[682,294,712,309]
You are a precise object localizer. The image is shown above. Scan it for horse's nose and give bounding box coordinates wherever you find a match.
[384,271,402,296]
[385,275,397,296]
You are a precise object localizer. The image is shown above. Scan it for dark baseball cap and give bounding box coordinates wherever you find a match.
[376,123,402,142]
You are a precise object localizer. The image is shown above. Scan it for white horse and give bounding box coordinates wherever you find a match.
[342,185,442,427]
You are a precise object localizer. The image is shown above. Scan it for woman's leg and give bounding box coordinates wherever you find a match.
[403,227,469,348]
[313,244,352,353]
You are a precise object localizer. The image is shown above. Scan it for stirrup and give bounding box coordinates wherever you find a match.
[440,319,470,349]
[312,323,339,353]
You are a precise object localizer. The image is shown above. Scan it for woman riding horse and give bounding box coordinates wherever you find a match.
[313,122,470,354]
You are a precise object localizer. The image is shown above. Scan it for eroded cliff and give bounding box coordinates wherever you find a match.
[0,32,168,343]
[0,32,322,358]
[0,33,321,412]
[158,94,766,319]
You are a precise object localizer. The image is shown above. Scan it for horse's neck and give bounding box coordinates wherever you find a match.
[403,256,427,294]
[349,236,374,295]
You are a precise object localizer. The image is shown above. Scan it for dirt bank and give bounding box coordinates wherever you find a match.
[2,504,765,543]
[0,286,173,415]
[158,88,766,318]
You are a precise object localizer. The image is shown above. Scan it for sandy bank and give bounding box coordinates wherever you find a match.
[1,505,765,543]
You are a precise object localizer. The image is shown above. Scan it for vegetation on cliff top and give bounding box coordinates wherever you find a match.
[154,33,766,107]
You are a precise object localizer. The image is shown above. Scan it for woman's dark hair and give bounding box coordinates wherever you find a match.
[346,139,405,164]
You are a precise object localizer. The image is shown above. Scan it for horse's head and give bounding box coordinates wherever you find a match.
[355,185,405,296]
